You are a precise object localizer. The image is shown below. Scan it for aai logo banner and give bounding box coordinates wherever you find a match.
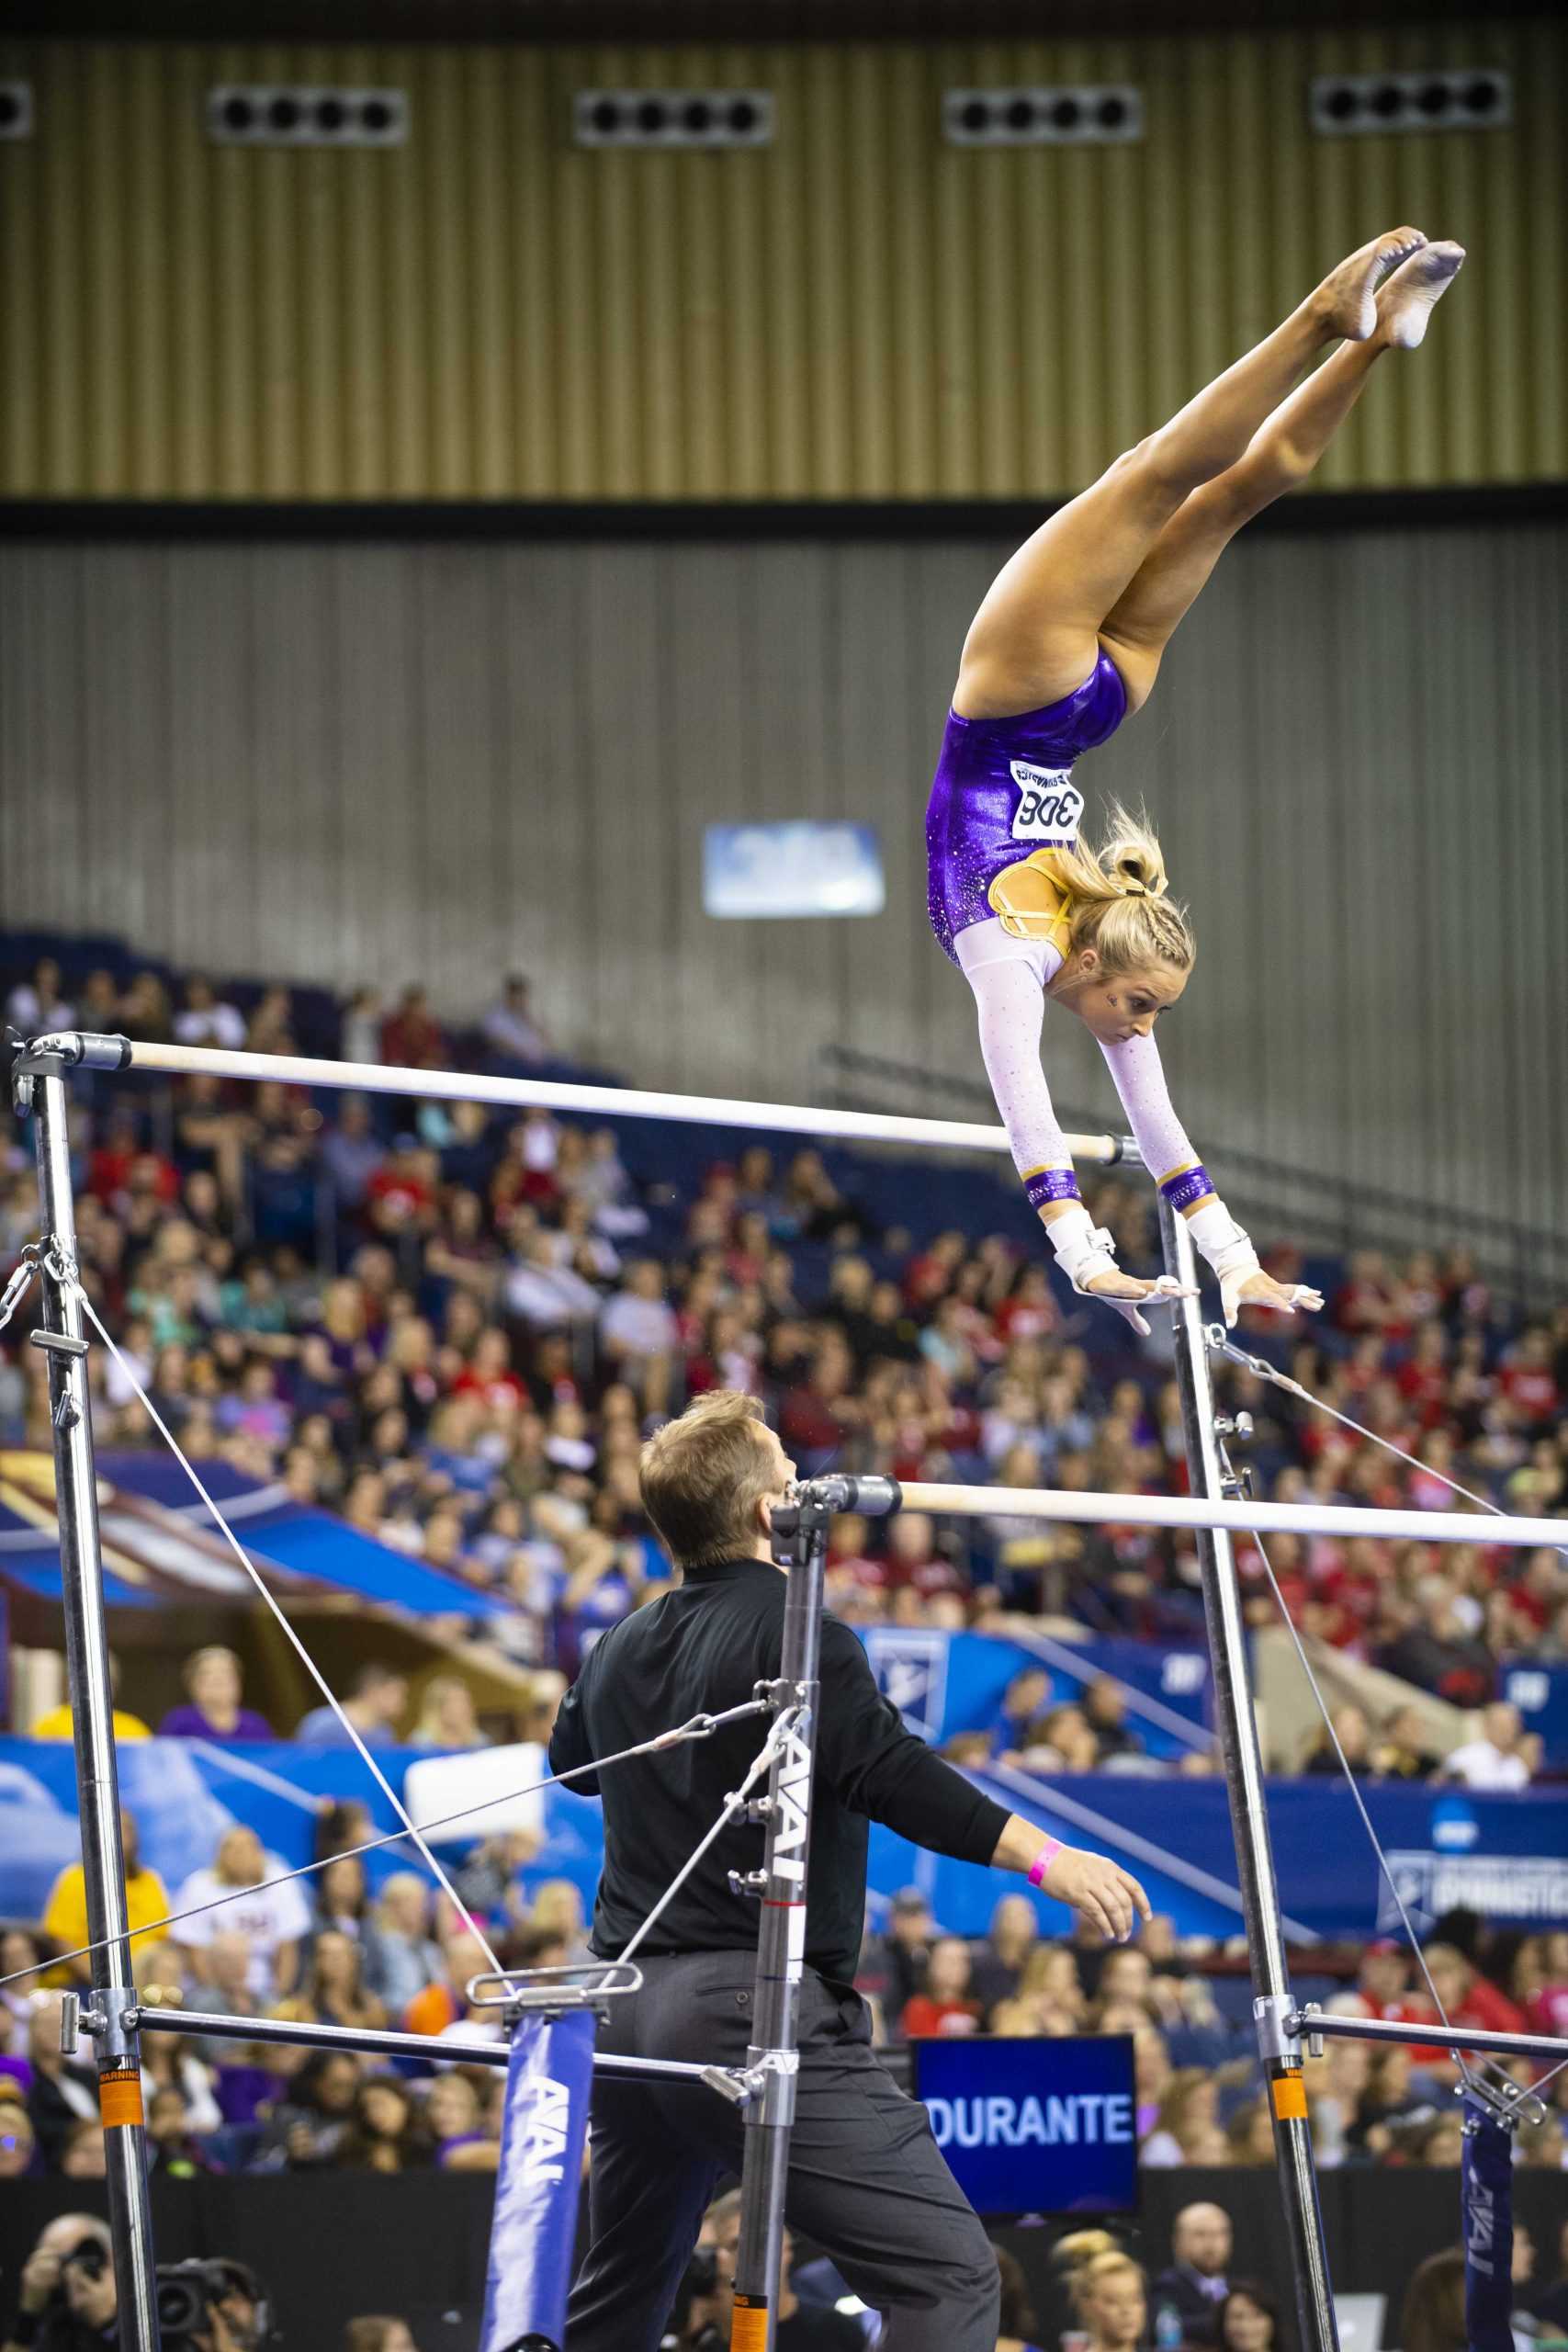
[909,2034,1137,2216]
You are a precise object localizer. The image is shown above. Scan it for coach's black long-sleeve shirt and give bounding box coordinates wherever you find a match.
[548,1555,1011,1989]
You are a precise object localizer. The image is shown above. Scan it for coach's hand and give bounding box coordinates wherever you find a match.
[1043,1847,1152,1943]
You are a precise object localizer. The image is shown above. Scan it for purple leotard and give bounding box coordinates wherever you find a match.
[925,650,1128,962]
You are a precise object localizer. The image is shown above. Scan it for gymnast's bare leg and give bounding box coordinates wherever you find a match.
[1098,243,1467,706]
[954,228,1437,722]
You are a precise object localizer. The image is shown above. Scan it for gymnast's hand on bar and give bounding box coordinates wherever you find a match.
[1080,1266,1196,1339]
[1043,1847,1153,1944]
[1220,1266,1325,1328]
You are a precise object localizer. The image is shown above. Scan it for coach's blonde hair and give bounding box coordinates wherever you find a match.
[639,1389,774,1571]
[1048,801,1195,980]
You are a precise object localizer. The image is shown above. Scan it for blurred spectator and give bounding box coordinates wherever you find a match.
[0,2098,37,2178]
[410,1674,482,1750]
[1081,1675,1145,1765]
[363,1875,445,2016]
[993,2245,1043,2352]
[380,987,447,1071]
[901,1935,984,2039]
[175,974,247,1051]
[1216,2283,1284,2352]
[141,2027,223,2136]
[482,975,551,1068]
[1140,2070,1221,2166]
[295,1661,410,1747]
[172,1826,310,2001]
[1437,1701,1532,1790]
[271,1928,388,2035]
[1071,2251,1147,2352]
[146,2085,220,2177]
[454,1831,539,1928]
[24,1996,100,2170]
[1150,2199,1233,2346]
[1300,1703,1371,1775]
[28,1652,151,1742]
[1378,1581,1495,1709]
[336,2075,433,2173]
[256,2048,363,2168]
[1224,2098,1279,2166]
[41,1808,170,1984]
[158,1645,275,1741]
[967,1893,1040,2014]
[59,2120,107,2179]
[1400,2249,1467,2352]
[6,956,73,1035]
[426,2071,502,2171]
[344,2322,421,2352]
[1,2212,117,2349]
[870,1890,934,2021]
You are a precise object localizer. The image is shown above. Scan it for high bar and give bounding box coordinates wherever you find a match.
[897,1478,1567,1553]
[24,1033,1136,1168]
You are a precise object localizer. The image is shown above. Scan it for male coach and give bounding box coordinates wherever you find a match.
[550,1389,1150,2352]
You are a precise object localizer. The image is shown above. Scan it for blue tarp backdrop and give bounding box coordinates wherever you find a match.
[861,1626,1210,1759]
[3,1732,1564,1946]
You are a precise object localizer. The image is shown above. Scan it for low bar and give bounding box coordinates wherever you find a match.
[24,1032,1134,1166]
[1289,2010,1568,2067]
[135,2002,729,2086]
[898,1478,1568,1552]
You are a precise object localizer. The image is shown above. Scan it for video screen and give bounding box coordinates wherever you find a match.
[908,2034,1138,2217]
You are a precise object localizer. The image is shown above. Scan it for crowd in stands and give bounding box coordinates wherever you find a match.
[4,1789,1567,2191]
[3,940,1568,2226]
[3,945,1566,1732]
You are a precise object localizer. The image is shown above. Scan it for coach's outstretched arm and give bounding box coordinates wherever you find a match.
[816,1615,1150,1944]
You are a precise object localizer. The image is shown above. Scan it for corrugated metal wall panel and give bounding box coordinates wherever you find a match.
[2,24,1562,499]
[2,526,1565,1236]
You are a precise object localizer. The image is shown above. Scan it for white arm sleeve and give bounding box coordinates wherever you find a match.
[1099,1033,1258,1276]
[964,950,1072,1183]
[1096,1031,1201,1191]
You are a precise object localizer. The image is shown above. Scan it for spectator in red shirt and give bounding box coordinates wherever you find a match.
[1498,1328,1562,1435]
[366,1146,438,1238]
[1395,1322,1451,1425]
[1394,1942,1528,2075]
[901,1937,985,2040]
[379,985,447,1070]
[885,1512,966,1603]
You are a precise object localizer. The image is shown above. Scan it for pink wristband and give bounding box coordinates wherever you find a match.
[1027,1839,1064,1888]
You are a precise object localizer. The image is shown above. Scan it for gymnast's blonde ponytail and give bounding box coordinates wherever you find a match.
[1049,801,1195,978]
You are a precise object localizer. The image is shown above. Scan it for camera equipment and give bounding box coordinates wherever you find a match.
[154,2259,273,2352]
[60,2243,109,2285]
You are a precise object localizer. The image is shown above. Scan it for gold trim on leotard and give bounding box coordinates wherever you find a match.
[987,849,1075,957]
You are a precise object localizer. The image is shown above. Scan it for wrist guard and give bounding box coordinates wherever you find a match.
[1185,1196,1259,1283]
[1046,1204,1121,1295]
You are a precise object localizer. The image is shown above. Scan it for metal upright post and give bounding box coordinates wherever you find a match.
[30,1069,162,2352]
[728,1493,828,2352]
[1158,1199,1338,2352]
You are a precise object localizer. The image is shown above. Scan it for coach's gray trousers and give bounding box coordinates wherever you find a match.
[564,1949,999,2352]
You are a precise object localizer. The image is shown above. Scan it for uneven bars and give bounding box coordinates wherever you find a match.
[25,1034,1135,1166]
[898,1478,1568,1553]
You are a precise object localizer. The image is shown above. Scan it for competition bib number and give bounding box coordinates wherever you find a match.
[1010,762,1084,843]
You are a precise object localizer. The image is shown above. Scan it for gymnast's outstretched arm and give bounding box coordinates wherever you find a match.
[1099,1031,1321,1325]
[964,948,1192,1335]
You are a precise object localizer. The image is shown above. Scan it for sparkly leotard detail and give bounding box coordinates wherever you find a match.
[924,651,1128,964]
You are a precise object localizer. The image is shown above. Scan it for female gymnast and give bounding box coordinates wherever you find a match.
[927,229,1464,1332]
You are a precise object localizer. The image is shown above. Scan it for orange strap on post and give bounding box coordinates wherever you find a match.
[1271,2074,1309,2122]
[99,2067,144,2129]
[730,2297,770,2350]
